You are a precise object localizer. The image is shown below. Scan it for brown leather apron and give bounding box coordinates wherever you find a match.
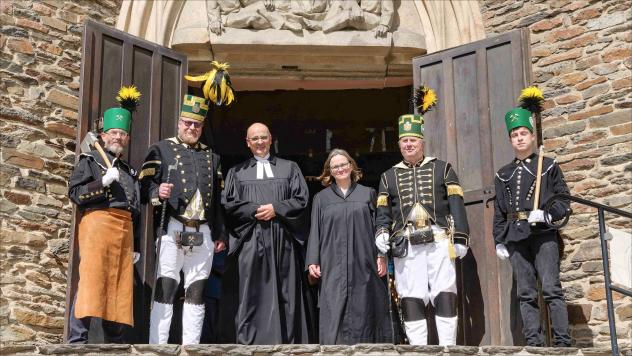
[74,208,134,326]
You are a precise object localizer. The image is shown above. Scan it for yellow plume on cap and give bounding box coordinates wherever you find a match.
[185,61,235,107]
[116,85,141,112]
[414,85,438,115]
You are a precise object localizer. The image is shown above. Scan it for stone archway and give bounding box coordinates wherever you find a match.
[116,0,486,90]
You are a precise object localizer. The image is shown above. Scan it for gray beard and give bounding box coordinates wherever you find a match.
[105,143,123,156]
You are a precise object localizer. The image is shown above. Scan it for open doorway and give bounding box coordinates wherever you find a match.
[202,86,411,196]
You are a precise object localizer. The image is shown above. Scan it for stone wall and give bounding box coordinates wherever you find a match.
[0,0,122,343]
[480,0,632,349]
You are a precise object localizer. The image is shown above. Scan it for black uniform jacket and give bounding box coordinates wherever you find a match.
[68,149,141,251]
[493,153,571,244]
[375,156,470,245]
[139,137,226,242]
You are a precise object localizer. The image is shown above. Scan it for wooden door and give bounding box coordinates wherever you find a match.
[65,19,187,342]
[412,29,532,346]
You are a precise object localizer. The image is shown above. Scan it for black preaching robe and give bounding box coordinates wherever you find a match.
[306,182,392,345]
[222,155,313,344]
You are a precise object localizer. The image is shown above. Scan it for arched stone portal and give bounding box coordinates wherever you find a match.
[116,0,485,90]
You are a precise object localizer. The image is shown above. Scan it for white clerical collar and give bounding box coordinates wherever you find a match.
[255,154,273,179]
[254,154,270,162]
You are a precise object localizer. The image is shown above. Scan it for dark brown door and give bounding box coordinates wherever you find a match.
[412,29,532,346]
[65,19,187,342]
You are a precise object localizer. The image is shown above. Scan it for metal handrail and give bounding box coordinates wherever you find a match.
[543,193,632,354]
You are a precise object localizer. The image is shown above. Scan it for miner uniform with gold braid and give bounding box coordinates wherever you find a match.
[375,111,470,346]
[141,95,227,344]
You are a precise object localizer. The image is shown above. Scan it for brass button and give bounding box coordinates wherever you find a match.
[182,179,186,183]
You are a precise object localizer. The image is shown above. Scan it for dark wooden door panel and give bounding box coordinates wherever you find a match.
[413,29,531,345]
[65,19,187,343]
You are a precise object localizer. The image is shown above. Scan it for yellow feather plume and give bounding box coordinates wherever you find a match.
[422,88,437,113]
[116,85,141,112]
[414,85,438,115]
[518,86,544,114]
[519,86,544,101]
[184,61,235,106]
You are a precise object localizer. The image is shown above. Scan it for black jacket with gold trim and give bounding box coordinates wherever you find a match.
[492,153,570,244]
[375,157,470,245]
[139,137,226,242]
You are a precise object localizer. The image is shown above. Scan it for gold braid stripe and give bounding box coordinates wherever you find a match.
[139,167,155,180]
[447,184,464,197]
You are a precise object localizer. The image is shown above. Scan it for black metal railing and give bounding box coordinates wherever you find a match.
[544,193,632,354]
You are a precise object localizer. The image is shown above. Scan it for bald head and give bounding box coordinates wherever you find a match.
[246,122,272,158]
[246,122,270,138]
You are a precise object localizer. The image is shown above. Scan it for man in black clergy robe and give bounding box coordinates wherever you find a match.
[222,122,313,344]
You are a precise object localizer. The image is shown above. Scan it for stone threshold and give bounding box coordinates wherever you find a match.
[0,344,624,356]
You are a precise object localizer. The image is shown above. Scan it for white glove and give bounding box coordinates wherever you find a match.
[375,232,390,254]
[528,209,551,223]
[132,252,140,264]
[101,167,119,187]
[527,209,544,223]
[454,244,469,259]
[496,244,510,260]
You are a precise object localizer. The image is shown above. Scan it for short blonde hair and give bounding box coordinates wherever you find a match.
[317,148,363,187]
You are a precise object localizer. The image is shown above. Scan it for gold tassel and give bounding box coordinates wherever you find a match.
[448,241,456,260]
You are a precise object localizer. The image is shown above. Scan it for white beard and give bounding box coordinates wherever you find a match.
[105,143,124,155]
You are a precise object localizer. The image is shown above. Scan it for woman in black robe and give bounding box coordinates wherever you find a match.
[306,148,392,345]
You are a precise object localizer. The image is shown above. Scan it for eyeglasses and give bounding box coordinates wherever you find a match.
[105,130,128,138]
[247,135,269,142]
[180,119,203,129]
[330,162,350,171]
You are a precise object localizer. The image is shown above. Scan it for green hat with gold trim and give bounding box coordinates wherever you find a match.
[398,114,424,138]
[398,85,438,139]
[103,107,132,133]
[180,94,209,122]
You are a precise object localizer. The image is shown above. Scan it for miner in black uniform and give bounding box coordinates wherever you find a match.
[375,109,470,345]
[141,94,226,345]
[68,101,140,343]
[493,94,571,347]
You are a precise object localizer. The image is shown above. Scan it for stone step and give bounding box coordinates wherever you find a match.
[0,344,623,356]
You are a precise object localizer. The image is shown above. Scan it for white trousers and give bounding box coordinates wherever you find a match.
[149,218,214,345]
[394,230,458,346]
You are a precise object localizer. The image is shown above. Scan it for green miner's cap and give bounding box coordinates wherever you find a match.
[103,107,132,133]
[505,107,534,133]
[398,114,424,139]
[181,94,208,122]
